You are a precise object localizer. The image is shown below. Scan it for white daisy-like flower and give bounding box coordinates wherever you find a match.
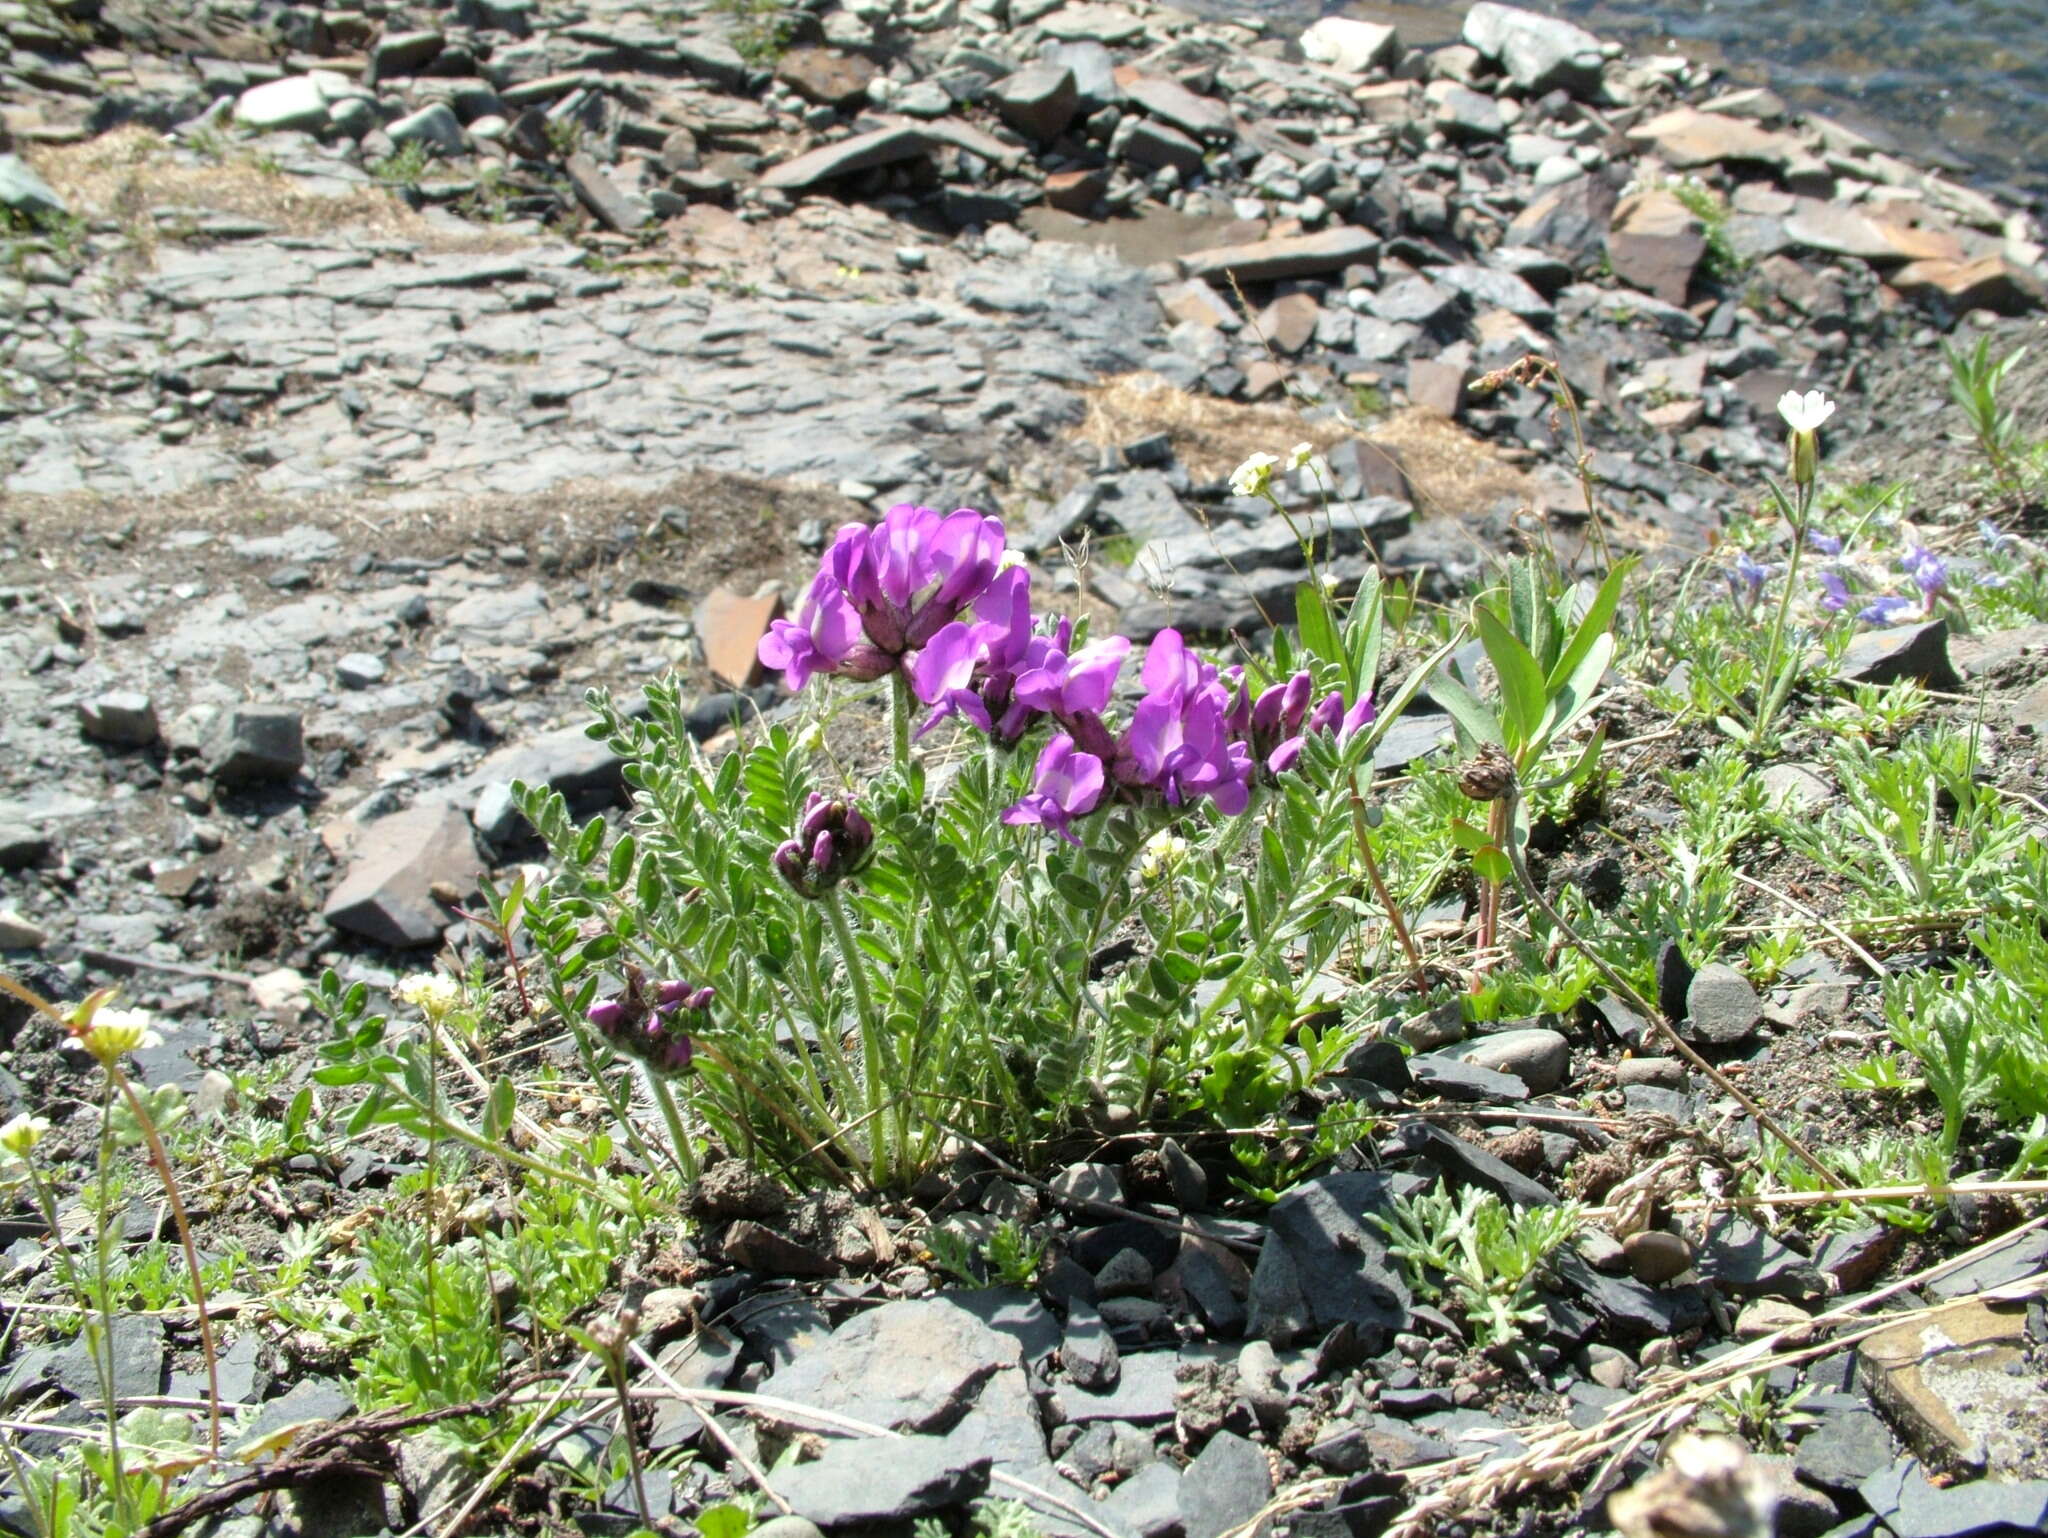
[78,1007,162,1066]
[395,972,463,1021]
[1287,441,1316,471]
[1777,389,1835,434]
[1229,452,1280,499]
[0,1114,50,1158]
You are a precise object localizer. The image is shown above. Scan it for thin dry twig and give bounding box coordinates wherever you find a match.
[1728,870,1888,977]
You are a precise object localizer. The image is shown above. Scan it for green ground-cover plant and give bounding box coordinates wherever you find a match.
[1770,727,2032,922]
[508,497,1465,1194]
[1370,1180,1582,1349]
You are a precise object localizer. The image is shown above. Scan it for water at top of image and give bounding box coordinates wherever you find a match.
[1210,0,2048,202]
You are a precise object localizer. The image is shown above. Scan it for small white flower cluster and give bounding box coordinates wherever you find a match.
[1230,442,1323,500]
[77,1007,161,1067]
[1229,452,1280,499]
[396,972,464,1021]
[0,1113,50,1159]
[1139,828,1189,881]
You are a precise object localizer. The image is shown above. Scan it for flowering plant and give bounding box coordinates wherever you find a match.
[509,499,1452,1190]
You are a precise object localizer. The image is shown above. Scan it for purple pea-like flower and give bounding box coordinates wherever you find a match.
[1815,571,1852,612]
[1859,594,1916,625]
[775,793,876,898]
[1122,639,1252,815]
[909,567,1052,741]
[758,504,1009,691]
[587,968,711,1077]
[1901,544,1948,600]
[1808,531,1843,556]
[758,569,889,692]
[1001,734,1105,845]
[1729,550,1775,605]
[1268,688,1376,775]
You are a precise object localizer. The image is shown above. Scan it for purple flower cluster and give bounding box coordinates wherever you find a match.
[759,506,1374,844]
[759,504,1007,689]
[587,967,712,1075]
[1003,634,1374,845]
[1812,541,1964,626]
[774,793,875,899]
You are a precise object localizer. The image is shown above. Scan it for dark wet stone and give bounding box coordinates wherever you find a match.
[1553,1248,1710,1341]
[1062,1299,1121,1391]
[1246,1173,1410,1347]
[1834,620,1962,692]
[1796,1408,1895,1493]
[1398,1123,1557,1209]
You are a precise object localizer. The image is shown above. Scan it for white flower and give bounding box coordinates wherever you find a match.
[78,1007,161,1066]
[1777,389,1835,434]
[1229,452,1280,499]
[1287,441,1316,471]
[396,972,463,1021]
[0,1114,50,1158]
[1139,828,1189,882]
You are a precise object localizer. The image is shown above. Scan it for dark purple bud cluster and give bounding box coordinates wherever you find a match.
[585,965,712,1075]
[774,793,876,899]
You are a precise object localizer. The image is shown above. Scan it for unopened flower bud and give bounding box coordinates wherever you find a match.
[1458,744,1516,802]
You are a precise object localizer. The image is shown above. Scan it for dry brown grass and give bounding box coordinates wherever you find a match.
[1076,371,1353,483]
[1366,406,1532,520]
[1075,371,1531,520]
[24,127,523,259]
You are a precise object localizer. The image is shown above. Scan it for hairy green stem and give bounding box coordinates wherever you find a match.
[889,671,913,772]
[1751,479,1815,748]
[91,1078,132,1528]
[823,889,888,1185]
[644,1070,701,1187]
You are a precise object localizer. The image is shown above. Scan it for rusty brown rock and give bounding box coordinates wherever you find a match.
[1606,189,1706,307]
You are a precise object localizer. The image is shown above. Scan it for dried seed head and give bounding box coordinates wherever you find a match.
[1458,743,1516,802]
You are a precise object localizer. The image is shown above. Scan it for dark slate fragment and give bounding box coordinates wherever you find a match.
[1655,941,1696,1023]
[1341,1039,1414,1092]
[1288,1497,1404,1538]
[1178,1430,1273,1538]
[1408,1053,1531,1103]
[1834,619,1962,692]
[769,1435,991,1525]
[1552,1248,1710,1341]
[1246,1173,1410,1347]
[1693,1216,1827,1300]
[1061,1299,1121,1391]
[1796,1408,1895,1494]
[1072,1219,1179,1276]
[1926,1228,2048,1300]
[1100,1461,1183,1538]
[944,1287,1063,1366]
[1178,1246,1248,1339]
[1859,1458,2048,1538]
[1397,1124,1557,1209]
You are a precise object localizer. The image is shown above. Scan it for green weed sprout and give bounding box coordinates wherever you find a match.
[1943,336,2030,486]
[1432,554,1632,966]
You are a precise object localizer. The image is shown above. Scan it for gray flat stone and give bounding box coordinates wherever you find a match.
[760,1298,1020,1433]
